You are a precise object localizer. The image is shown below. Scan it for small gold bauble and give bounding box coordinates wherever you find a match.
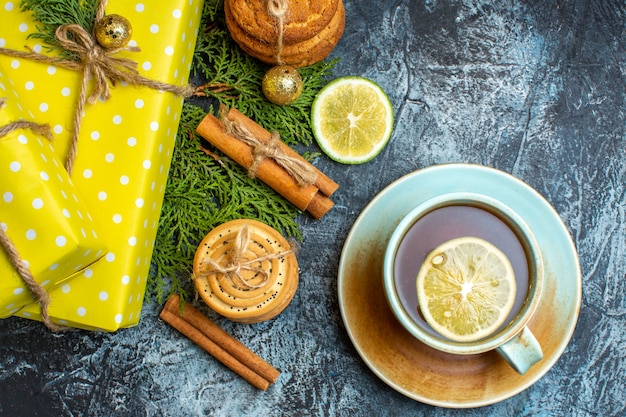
[95,14,132,49]
[262,66,303,106]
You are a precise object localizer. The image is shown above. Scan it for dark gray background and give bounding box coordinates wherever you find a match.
[1,1,625,416]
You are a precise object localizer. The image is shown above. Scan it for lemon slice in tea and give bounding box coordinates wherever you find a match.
[311,76,394,164]
[416,236,517,342]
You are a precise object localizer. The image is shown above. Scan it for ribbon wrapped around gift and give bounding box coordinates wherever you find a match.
[0,0,204,330]
[0,99,107,330]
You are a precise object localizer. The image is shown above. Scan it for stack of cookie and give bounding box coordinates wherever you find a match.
[224,0,345,68]
[193,219,299,323]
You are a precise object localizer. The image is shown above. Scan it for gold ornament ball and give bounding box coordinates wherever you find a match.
[262,66,303,106]
[95,14,132,49]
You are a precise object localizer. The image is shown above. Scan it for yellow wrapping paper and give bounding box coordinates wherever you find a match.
[0,0,203,330]
[0,100,107,319]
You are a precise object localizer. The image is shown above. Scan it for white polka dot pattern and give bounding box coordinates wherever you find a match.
[0,0,203,331]
[0,126,106,319]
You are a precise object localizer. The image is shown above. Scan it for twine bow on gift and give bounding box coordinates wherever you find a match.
[55,24,140,103]
[219,107,318,187]
[195,225,292,291]
[0,0,194,175]
[55,21,194,175]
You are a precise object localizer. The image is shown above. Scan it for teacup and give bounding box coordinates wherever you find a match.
[382,192,544,374]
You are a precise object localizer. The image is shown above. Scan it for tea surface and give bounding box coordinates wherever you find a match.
[393,205,529,339]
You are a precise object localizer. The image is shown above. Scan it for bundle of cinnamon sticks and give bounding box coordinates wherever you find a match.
[160,294,280,390]
[196,107,339,219]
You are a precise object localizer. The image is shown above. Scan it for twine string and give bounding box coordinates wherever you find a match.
[0,229,66,331]
[0,0,194,330]
[0,120,53,141]
[220,108,318,187]
[195,225,292,290]
[95,0,107,23]
[0,119,66,332]
[267,0,287,65]
[0,0,194,175]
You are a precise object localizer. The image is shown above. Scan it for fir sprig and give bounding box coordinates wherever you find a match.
[148,0,337,302]
[192,0,338,146]
[148,102,305,303]
[18,0,338,304]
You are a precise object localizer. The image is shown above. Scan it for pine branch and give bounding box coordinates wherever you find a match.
[16,0,338,305]
[192,0,339,146]
[147,102,304,303]
[147,0,338,303]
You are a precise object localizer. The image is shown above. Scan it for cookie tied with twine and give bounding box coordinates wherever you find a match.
[224,0,345,68]
[193,219,299,323]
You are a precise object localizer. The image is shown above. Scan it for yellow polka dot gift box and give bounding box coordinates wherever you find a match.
[0,0,203,331]
[0,98,108,320]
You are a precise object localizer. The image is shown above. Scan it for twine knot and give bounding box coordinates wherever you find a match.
[220,107,318,187]
[196,225,292,290]
[0,0,195,175]
[55,23,141,105]
[267,0,288,18]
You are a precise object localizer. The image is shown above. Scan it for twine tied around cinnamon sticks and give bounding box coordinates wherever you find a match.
[194,225,292,290]
[0,0,194,175]
[267,0,288,65]
[0,117,66,332]
[197,107,339,219]
[219,106,318,187]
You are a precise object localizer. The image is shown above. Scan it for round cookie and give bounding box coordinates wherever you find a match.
[228,0,339,45]
[225,0,345,67]
[193,219,298,323]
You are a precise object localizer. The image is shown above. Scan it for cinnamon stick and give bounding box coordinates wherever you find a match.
[226,108,339,197]
[196,109,337,219]
[160,294,280,390]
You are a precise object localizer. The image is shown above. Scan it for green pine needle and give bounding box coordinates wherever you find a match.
[192,1,338,146]
[147,0,338,303]
[20,0,99,58]
[18,0,338,304]
[147,102,306,303]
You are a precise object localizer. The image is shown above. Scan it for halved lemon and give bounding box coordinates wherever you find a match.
[311,76,394,164]
[416,236,517,342]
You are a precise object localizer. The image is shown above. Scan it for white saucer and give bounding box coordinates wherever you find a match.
[337,163,582,408]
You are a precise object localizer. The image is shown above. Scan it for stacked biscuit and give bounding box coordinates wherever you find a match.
[224,0,345,68]
[193,219,299,323]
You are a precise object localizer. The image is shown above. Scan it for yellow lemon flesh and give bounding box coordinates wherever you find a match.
[311,76,394,164]
[416,236,517,343]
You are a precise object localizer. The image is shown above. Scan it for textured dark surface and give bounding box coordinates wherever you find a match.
[1,1,625,416]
